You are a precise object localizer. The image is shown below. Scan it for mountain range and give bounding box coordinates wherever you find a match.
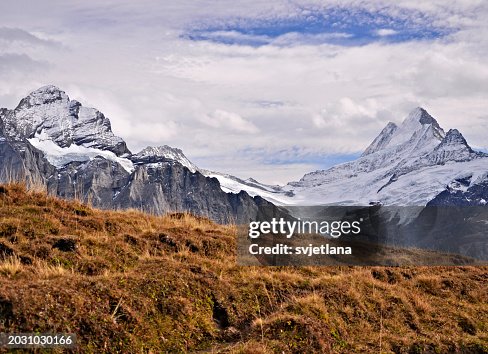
[1,86,488,220]
[204,107,488,208]
[0,86,279,223]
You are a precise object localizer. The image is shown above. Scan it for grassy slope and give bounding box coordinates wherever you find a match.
[0,183,486,353]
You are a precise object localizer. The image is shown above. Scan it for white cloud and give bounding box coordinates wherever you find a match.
[313,98,380,129]
[376,28,398,36]
[201,109,259,133]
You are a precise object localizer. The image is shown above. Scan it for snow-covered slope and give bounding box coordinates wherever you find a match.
[28,131,134,173]
[283,107,488,206]
[201,170,293,205]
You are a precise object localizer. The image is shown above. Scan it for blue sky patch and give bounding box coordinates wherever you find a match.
[263,152,361,170]
[183,6,453,46]
[238,145,361,170]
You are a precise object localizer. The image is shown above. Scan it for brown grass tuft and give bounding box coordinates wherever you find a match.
[0,256,23,278]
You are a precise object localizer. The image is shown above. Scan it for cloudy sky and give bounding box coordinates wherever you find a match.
[1,0,487,184]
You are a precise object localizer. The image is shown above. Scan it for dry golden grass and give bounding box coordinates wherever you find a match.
[0,255,22,278]
[0,183,486,353]
[31,258,72,278]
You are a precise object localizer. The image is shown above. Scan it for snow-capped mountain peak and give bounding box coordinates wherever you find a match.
[381,107,444,151]
[404,107,439,126]
[362,107,445,157]
[3,85,130,156]
[440,129,472,150]
[284,107,488,206]
[422,128,484,164]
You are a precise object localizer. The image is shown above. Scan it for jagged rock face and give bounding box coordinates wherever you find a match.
[0,138,56,187]
[0,110,5,137]
[0,108,56,187]
[52,157,132,208]
[112,163,268,223]
[47,156,275,224]
[2,86,130,156]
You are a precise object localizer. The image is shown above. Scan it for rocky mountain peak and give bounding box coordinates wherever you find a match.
[361,121,398,156]
[16,85,69,109]
[404,107,435,124]
[3,86,130,156]
[136,145,185,158]
[362,107,445,157]
[422,128,481,164]
[434,128,479,156]
[401,107,444,137]
[131,145,199,172]
[440,129,472,150]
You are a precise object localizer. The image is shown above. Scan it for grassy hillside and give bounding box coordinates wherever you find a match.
[0,183,487,353]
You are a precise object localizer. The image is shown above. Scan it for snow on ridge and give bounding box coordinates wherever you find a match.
[133,145,199,173]
[12,88,488,208]
[28,131,134,173]
[202,171,293,205]
[133,144,294,203]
